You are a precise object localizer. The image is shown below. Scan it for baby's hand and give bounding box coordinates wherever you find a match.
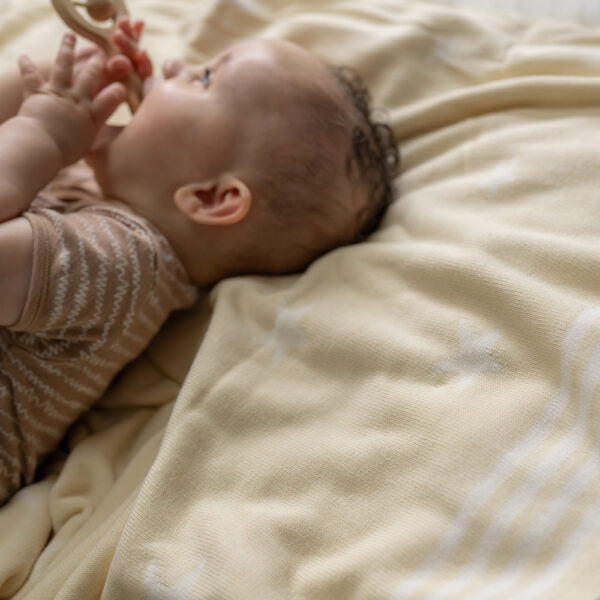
[17,33,125,166]
[70,19,151,100]
[112,17,153,86]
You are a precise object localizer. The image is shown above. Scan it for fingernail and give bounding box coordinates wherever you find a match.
[65,32,76,43]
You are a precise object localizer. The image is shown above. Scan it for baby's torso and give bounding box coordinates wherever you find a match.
[0,163,197,505]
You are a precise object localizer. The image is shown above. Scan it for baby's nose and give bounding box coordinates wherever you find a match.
[162,59,184,79]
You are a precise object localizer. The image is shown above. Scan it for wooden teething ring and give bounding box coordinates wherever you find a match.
[50,0,142,112]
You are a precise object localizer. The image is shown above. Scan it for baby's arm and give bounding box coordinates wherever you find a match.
[0,33,125,326]
[0,218,33,326]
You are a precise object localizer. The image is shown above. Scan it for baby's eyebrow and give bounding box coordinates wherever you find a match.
[200,51,231,82]
[215,51,233,71]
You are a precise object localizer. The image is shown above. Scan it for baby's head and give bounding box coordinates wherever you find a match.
[87,38,399,286]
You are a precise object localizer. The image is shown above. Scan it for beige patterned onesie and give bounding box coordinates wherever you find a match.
[0,164,197,506]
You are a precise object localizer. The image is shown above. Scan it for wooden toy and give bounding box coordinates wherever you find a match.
[50,0,142,112]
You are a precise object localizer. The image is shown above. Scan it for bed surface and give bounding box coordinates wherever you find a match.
[2,1,600,599]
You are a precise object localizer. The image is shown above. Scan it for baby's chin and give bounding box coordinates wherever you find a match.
[84,125,125,193]
[88,124,125,156]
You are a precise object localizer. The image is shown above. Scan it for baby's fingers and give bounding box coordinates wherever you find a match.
[114,17,152,78]
[17,55,45,95]
[74,54,104,99]
[75,44,101,62]
[51,33,76,90]
[117,16,143,42]
[134,49,153,78]
[91,82,126,124]
[132,20,144,40]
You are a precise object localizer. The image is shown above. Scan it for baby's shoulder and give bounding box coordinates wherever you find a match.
[32,160,101,212]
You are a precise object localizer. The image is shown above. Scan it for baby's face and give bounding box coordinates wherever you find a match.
[87,39,341,205]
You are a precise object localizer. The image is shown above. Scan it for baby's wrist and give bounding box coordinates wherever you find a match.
[12,113,65,167]
[0,115,64,218]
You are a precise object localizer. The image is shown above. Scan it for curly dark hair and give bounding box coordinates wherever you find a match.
[329,65,400,243]
[222,59,400,279]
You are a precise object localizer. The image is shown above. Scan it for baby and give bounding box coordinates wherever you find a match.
[0,20,398,505]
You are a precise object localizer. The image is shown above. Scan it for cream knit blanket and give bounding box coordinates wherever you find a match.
[2,1,600,598]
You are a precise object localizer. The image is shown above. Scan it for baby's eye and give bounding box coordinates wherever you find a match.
[188,68,212,88]
[201,68,212,87]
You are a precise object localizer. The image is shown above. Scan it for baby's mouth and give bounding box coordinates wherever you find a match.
[89,124,125,154]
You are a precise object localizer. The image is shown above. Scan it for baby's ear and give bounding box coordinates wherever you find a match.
[173,174,252,225]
